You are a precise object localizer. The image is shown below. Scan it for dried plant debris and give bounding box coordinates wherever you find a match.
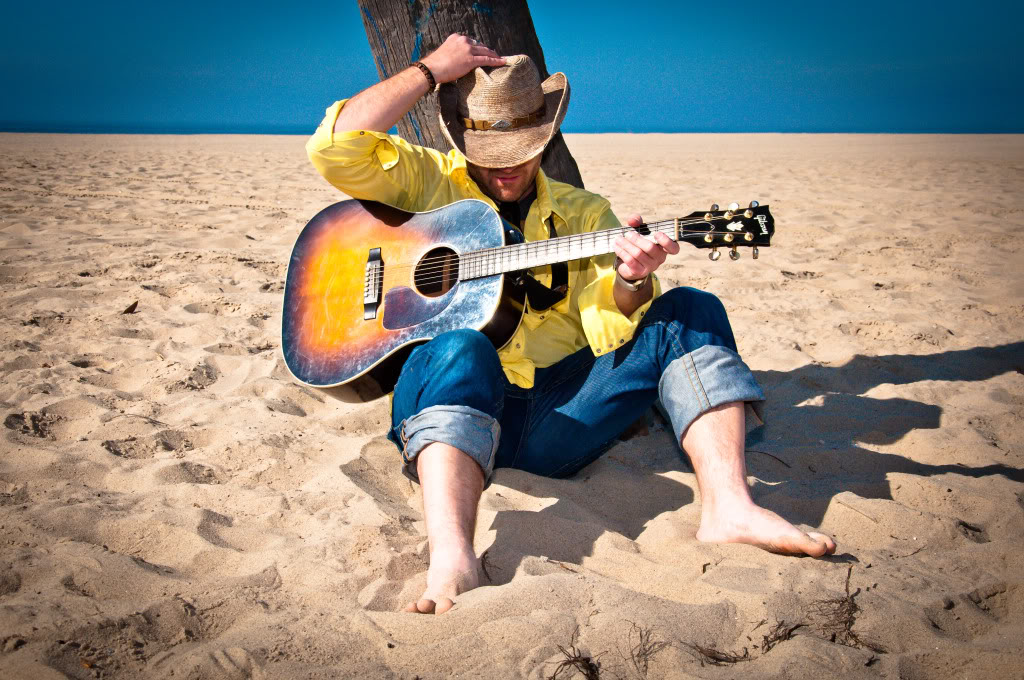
[681,642,750,667]
[809,566,886,653]
[549,626,603,680]
[618,621,669,677]
[759,620,804,654]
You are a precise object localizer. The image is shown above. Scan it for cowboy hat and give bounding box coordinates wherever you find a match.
[438,54,570,168]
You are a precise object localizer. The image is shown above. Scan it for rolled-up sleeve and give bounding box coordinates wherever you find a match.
[577,203,661,356]
[304,99,457,211]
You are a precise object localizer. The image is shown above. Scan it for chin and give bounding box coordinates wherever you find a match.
[493,183,525,201]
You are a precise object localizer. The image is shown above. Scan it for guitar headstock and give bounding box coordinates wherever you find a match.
[680,201,774,261]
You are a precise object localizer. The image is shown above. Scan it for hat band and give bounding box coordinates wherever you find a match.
[461,104,546,131]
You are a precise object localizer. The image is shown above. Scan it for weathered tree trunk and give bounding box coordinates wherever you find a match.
[356,0,584,189]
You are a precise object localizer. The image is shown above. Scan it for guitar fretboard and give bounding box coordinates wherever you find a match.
[459,220,687,280]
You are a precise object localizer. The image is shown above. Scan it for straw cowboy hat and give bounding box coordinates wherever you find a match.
[438,54,570,168]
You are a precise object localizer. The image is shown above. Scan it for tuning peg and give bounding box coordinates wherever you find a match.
[703,233,713,243]
[723,210,734,219]
[752,246,759,259]
[704,212,713,221]
[709,248,721,261]
[744,232,754,241]
[748,200,759,208]
[744,209,754,218]
[728,202,739,211]
[710,203,719,211]
[723,233,734,243]
[729,246,740,261]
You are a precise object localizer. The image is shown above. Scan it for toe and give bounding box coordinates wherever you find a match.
[809,532,837,555]
[434,597,455,615]
[402,598,437,614]
[767,531,831,557]
[791,532,831,557]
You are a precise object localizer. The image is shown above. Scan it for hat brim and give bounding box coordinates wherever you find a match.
[438,72,569,169]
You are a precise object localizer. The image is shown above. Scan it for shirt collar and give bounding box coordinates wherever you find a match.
[533,168,567,229]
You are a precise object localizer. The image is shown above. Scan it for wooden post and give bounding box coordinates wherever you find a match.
[356,0,585,189]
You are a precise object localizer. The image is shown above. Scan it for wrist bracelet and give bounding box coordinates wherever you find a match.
[615,271,650,292]
[412,61,436,92]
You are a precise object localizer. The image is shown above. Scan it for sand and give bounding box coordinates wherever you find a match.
[1,131,1022,679]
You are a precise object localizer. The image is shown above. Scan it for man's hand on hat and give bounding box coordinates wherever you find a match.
[421,33,506,85]
[614,215,680,283]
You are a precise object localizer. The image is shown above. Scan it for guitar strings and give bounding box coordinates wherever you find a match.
[369,221,764,290]
[365,215,763,288]
[367,222,764,290]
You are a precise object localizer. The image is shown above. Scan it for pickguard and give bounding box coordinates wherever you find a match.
[381,285,457,330]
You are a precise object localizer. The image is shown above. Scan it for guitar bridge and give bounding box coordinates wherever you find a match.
[364,248,382,320]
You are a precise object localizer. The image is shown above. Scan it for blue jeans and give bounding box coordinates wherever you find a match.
[387,287,765,484]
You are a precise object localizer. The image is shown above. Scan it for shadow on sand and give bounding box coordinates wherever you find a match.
[484,341,1024,581]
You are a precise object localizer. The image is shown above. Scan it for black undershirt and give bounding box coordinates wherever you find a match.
[496,187,568,311]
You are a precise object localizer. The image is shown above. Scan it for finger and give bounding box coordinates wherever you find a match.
[653,231,680,254]
[622,233,668,272]
[469,45,500,57]
[623,231,663,259]
[625,214,644,227]
[614,237,657,275]
[472,54,507,66]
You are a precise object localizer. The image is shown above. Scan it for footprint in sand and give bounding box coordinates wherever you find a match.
[102,429,195,459]
[955,519,990,544]
[922,582,1022,642]
[167,362,218,392]
[0,566,22,596]
[4,411,62,439]
[155,461,221,485]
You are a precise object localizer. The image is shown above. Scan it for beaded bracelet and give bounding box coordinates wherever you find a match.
[412,61,436,92]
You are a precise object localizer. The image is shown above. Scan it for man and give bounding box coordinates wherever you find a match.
[306,34,836,615]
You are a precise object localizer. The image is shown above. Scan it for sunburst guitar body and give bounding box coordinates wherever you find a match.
[281,198,773,399]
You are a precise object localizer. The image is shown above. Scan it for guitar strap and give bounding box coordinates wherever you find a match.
[497,189,568,312]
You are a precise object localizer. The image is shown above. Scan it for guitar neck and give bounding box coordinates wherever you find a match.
[459,219,684,280]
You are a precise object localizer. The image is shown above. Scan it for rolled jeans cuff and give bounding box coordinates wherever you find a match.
[658,344,765,444]
[395,405,500,484]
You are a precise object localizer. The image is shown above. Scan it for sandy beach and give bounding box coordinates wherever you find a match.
[1,131,1022,679]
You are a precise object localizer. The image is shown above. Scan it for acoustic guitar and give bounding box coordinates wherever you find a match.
[281,199,773,396]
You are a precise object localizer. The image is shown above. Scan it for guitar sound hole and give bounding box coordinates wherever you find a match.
[414,247,460,298]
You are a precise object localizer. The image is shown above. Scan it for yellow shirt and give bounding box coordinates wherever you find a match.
[305,99,660,388]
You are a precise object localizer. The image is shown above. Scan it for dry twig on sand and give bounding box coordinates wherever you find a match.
[760,620,805,654]
[809,566,886,653]
[680,642,750,667]
[549,626,602,680]
[746,448,792,468]
[617,621,669,677]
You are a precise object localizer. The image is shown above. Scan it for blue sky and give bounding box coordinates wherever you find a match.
[2,0,1021,133]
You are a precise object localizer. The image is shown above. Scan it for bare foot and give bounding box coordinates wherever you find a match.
[696,501,837,557]
[403,549,484,615]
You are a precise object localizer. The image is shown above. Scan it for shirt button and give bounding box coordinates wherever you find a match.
[359,131,365,135]
[619,339,625,344]
[515,343,521,349]
[640,311,645,316]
